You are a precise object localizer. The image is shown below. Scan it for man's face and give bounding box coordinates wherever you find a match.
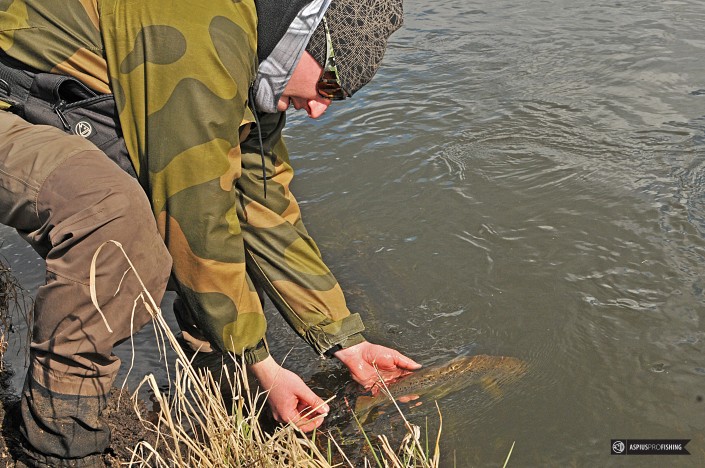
[277,52,332,119]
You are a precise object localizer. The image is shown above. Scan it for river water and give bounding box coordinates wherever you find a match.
[2,0,704,466]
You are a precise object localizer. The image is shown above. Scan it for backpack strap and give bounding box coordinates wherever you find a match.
[0,51,137,178]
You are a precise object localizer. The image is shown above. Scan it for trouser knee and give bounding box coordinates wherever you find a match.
[1,116,171,463]
[22,151,173,464]
[27,152,171,392]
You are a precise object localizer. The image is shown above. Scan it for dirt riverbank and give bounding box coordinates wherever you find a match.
[0,365,162,467]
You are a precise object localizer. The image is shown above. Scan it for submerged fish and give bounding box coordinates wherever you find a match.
[354,354,527,423]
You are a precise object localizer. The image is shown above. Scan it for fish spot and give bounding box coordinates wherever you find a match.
[120,25,187,74]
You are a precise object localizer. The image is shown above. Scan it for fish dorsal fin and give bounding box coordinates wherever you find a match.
[480,376,504,399]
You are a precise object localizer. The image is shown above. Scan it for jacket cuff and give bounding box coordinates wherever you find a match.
[304,313,366,356]
[242,339,270,365]
[323,332,366,358]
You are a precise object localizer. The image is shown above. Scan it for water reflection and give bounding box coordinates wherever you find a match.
[285,0,705,464]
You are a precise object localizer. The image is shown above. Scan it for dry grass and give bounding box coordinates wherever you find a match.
[349,375,442,468]
[0,254,31,370]
[91,241,443,468]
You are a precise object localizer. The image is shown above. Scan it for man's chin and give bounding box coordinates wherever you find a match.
[276,98,290,112]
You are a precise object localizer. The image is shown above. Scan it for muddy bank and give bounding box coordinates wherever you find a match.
[0,364,164,467]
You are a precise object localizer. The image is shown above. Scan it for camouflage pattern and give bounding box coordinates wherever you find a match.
[0,0,364,362]
[238,110,365,356]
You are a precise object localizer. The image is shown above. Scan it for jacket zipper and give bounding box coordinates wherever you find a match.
[53,99,71,131]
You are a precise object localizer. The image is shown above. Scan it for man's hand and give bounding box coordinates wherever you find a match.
[334,341,422,393]
[249,356,329,432]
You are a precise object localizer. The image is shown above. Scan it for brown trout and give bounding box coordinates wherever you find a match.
[354,354,527,422]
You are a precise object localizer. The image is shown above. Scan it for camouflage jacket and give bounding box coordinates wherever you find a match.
[0,0,365,362]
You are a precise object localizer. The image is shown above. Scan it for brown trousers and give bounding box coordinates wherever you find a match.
[0,112,171,466]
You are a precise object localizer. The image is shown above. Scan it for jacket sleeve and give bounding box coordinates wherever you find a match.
[238,111,366,356]
[100,0,270,363]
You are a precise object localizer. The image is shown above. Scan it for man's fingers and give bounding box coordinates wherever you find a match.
[372,347,421,371]
[395,352,422,370]
[291,400,328,432]
[299,389,330,415]
[397,393,420,403]
[294,413,325,432]
[288,388,329,433]
[296,401,329,418]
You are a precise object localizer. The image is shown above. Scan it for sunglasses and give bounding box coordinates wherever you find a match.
[316,18,349,100]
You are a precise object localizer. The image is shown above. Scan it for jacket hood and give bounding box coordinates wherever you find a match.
[256,0,314,64]
[253,0,330,113]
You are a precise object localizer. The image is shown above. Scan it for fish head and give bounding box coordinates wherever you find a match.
[469,355,529,389]
[490,355,528,375]
[464,354,526,371]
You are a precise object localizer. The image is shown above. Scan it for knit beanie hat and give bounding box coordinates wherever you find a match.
[305,0,404,97]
